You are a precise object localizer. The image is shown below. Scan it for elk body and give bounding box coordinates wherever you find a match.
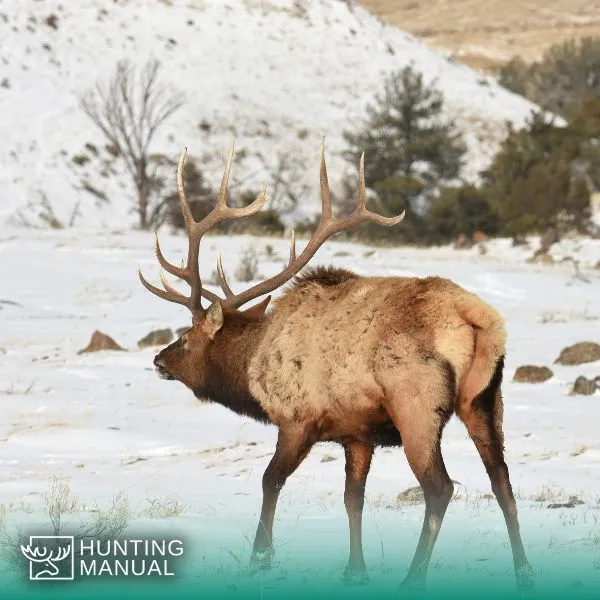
[139,143,533,592]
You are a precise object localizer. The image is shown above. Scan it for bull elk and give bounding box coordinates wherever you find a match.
[138,141,533,593]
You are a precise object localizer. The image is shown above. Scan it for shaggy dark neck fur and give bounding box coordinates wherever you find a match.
[193,313,271,424]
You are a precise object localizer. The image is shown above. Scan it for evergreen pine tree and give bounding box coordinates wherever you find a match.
[343,65,466,227]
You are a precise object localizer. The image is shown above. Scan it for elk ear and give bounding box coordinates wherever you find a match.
[242,295,271,318]
[202,301,224,339]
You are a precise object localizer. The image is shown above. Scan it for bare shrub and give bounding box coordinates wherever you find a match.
[80,59,184,229]
[140,496,185,519]
[235,243,260,281]
[0,478,130,577]
[9,192,80,229]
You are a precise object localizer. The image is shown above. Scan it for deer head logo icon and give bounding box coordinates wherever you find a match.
[20,536,74,580]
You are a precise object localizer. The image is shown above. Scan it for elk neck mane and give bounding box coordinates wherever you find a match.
[194,309,271,423]
[288,265,359,290]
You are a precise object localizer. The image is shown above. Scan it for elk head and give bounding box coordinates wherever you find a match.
[138,140,404,393]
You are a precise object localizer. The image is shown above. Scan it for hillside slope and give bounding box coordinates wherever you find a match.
[0,0,539,228]
[358,0,600,69]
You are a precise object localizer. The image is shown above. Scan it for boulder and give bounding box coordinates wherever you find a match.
[78,331,126,354]
[555,342,600,366]
[513,365,553,383]
[137,328,173,349]
[570,376,599,396]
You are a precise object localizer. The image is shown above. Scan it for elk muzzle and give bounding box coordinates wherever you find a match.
[154,354,175,380]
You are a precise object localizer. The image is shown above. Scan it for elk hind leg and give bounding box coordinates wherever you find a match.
[342,439,374,584]
[458,358,533,593]
[384,370,454,589]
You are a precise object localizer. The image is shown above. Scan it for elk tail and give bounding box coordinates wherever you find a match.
[455,293,507,410]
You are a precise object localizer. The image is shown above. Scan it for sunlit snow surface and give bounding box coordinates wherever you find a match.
[1,228,599,595]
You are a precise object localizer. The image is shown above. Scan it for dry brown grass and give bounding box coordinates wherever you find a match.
[358,0,600,69]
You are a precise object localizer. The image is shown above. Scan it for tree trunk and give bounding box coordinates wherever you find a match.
[138,185,148,229]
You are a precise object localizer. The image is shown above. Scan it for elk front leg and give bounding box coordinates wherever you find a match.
[251,426,313,570]
[343,439,374,584]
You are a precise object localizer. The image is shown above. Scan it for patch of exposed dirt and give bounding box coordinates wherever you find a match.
[358,1,600,69]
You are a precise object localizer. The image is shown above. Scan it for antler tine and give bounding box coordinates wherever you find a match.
[228,183,269,218]
[159,267,184,297]
[160,267,227,305]
[138,266,190,307]
[319,139,333,222]
[288,229,296,265]
[217,139,235,209]
[154,233,187,280]
[357,152,367,211]
[216,253,234,298]
[213,137,270,218]
[177,148,195,230]
[352,151,406,227]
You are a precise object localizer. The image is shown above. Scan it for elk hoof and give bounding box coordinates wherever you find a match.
[516,563,535,598]
[249,549,273,572]
[399,574,426,594]
[342,566,369,585]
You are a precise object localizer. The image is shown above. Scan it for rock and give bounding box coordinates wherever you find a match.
[594,260,600,270]
[78,331,126,354]
[45,14,59,30]
[176,326,190,337]
[363,250,377,258]
[547,496,585,509]
[320,454,337,463]
[555,342,600,366]
[513,365,553,383]
[396,486,425,504]
[570,376,599,396]
[137,328,173,349]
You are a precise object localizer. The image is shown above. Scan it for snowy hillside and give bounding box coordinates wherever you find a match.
[0,0,540,228]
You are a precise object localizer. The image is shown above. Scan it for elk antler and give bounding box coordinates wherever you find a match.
[214,141,405,310]
[139,140,404,317]
[138,140,268,322]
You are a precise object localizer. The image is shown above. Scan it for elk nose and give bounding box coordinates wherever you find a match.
[153,355,174,380]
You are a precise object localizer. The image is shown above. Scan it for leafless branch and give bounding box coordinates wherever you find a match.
[80,59,185,229]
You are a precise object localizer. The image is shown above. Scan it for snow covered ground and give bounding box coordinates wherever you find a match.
[0,0,540,228]
[0,226,599,592]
